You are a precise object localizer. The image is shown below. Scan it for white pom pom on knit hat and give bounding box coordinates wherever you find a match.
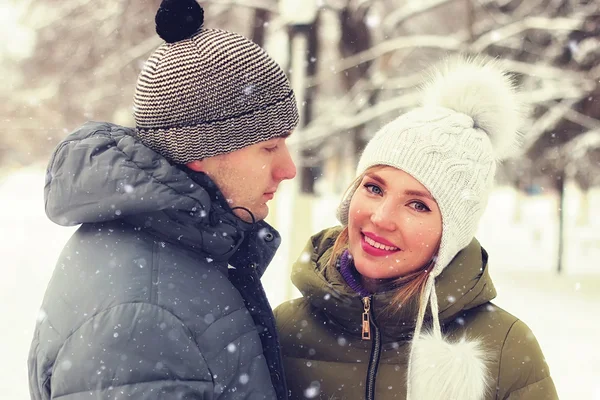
[420,55,524,160]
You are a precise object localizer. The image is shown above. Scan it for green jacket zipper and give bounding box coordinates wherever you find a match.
[362,296,382,400]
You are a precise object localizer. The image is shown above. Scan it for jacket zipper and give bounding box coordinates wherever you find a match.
[362,296,371,340]
[362,296,382,400]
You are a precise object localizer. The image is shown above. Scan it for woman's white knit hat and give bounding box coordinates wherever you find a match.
[337,55,525,400]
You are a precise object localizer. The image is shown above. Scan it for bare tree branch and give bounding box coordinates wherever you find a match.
[500,59,595,83]
[520,86,591,105]
[289,90,421,148]
[469,16,583,52]
[511,0,549,19]
[590,63,600,80]
[307,34,467,88]
[563,109,600,131]
[382,0,456,33]
[94,36,163,79]
[29,0,92,29]
[564,131,600,158]
[203,0,278,13]
[522,99,578,151]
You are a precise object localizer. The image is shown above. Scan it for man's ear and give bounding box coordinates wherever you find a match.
[186,160,205,172]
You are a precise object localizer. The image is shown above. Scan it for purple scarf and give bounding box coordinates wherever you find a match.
[339,249,371,298]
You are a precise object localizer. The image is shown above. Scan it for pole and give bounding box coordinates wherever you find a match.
[557,169,565,274]
[285,29,314,301]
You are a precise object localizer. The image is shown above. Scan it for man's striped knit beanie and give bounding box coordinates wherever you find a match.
[133,0,299,164]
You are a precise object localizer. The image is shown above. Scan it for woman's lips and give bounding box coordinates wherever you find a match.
[360,233,400,257]
[363,231,399,248]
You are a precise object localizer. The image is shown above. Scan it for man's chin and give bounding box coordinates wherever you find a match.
[252,205,269,222]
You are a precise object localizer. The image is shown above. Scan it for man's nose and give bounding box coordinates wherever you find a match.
[274,143,297,181]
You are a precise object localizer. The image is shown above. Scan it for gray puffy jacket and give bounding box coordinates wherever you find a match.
[28,122,287,400]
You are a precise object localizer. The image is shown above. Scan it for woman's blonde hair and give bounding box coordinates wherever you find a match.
[328,166,436,312]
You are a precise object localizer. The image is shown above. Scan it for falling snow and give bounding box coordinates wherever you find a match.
[304,382,320,399]
[299,251,311,263]
[2,170,599,399]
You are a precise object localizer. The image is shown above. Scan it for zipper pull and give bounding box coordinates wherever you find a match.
[362,296,371,340]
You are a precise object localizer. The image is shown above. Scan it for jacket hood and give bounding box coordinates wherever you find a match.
[291,226,497,342]
[45,121,280,269]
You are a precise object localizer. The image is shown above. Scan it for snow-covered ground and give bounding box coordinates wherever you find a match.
[1,168,599,399]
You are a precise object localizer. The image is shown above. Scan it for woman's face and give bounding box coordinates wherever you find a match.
[348,166,442,281]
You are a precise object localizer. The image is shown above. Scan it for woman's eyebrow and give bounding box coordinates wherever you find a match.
[365,173,386,186]
[404,189,434,201]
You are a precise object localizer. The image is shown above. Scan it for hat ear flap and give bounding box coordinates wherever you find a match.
[336,177,362,225]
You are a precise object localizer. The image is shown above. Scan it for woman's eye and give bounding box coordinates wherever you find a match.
[364,183,383,195]
[265,146,278,153]
[409,201,431,212]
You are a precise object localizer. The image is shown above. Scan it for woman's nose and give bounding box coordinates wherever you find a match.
[370,201,397,232]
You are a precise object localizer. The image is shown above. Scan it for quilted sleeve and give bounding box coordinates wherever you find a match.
[498,319,559,400]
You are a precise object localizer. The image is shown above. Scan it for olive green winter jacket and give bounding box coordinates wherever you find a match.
[274,227,558,400]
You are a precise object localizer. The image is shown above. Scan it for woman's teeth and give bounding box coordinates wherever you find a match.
[364,235,398,251]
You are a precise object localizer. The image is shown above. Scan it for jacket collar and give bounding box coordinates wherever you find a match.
[291,227,496,342]
[44,121,280,273]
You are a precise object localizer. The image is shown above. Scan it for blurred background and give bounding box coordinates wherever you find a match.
[1,0,599,398]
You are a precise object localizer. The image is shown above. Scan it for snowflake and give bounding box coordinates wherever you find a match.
[60,360,72,371]
[304,382,321,399]
[36,309,47,322]
[243,84,255,96]
[204,313,215,324]
[365,14,380,28]
[258,228,270,240]
[299,252,311,263]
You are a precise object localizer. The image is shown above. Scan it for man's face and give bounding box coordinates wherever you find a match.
[187,136,296,222]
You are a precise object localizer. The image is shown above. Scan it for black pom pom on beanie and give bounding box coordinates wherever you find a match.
[155,0,204,43]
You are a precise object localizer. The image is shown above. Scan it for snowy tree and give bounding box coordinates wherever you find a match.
[2,0,278,167]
